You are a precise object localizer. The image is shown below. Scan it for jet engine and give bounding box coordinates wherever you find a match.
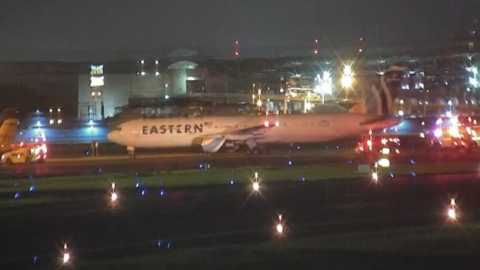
[201,137,227,153]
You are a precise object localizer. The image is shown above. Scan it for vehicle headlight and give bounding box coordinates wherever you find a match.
[1,154,4,160]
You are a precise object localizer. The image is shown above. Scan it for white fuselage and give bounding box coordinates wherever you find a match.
[107,113,387,149]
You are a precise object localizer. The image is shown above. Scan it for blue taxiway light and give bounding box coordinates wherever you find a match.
[157,239,163,247]
[14,192,20,199]
[230,180,235,185]
[29,185,36,192]
[141,189,147,196]
[160,189,166,197]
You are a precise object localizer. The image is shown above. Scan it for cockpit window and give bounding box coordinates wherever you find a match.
[115,127,122,132]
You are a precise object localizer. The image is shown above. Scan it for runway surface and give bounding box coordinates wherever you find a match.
[2,145,480,178]
[2,173,480,269]
[1,149,353,178]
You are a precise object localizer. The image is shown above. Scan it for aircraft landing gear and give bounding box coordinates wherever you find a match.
[127,146,136,159]
[247,145,269,155]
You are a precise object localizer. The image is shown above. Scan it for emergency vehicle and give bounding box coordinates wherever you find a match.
[425,117,478,150]
[355,134,401,155]
[1,142,47,165]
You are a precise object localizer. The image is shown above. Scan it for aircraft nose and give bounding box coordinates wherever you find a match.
[107,131,118,142]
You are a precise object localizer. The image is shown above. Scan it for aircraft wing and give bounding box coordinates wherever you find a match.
[361,116,400,131]
[198,123,274,152]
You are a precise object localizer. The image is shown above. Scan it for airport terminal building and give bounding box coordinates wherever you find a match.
[1,36,479,124]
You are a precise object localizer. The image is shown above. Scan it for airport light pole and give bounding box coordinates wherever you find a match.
[140,60,145,76]
[399,99,404,117]
[256,88,262,110]
[341,64,354,100]
[57,108,62,124]
[49,109,53,125]
[165,83,169,99]
[321,71,332,104]
[155,60,160,76]
[304,91,312,114]
[468,66,479,89]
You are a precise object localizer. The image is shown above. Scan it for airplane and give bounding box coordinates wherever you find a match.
[107,66,406,156]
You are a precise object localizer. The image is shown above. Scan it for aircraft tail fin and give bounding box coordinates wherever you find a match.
[361,65,408,116]
[0,108,18,146]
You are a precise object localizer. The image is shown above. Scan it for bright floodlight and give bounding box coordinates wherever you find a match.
[323,71,331,80]
[256,99,262,107]
[111,192,118,202]
[276,223,283,234]
[252,182,260,191]
[341,76,353,88]
[381,148,390,155]
[62,244,70,264]
[469,77,479,87]
[372,172,378,182]
[472,66,478,74]
[344,65,352,75]
[448,208,456,219]
[276,214,284,234]
[450,198,456,206]
[62,252,70,264]
[378,158,390,168]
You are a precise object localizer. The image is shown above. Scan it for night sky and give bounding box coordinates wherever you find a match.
[0,0,479,60]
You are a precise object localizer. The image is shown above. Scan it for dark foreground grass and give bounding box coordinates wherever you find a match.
[1,162,479,209]
[62,226,480,270]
